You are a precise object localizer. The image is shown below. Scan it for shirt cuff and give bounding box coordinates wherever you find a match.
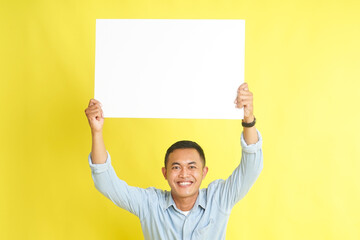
[88,151,111,173]
[240,129,263,153]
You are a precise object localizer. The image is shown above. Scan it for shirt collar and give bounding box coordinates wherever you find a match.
[164,189,207,211]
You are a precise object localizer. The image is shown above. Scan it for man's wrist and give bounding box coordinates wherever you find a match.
[91,129,103,137]
[243,115,255,123]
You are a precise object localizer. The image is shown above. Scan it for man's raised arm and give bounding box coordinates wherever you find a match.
[85,99,107,164]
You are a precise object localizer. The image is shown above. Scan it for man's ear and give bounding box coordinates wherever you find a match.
[202,166,209,180]
[162,167,167,179]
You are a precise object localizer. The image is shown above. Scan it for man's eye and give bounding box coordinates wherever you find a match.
[190,166,196,169]
[172,166,180,170]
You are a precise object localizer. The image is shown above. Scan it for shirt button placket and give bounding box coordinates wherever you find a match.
[182,214,191,240]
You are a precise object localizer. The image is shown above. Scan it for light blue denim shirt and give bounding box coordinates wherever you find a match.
[88,130,263,240]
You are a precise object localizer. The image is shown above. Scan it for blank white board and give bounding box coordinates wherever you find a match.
[95,19,245,119]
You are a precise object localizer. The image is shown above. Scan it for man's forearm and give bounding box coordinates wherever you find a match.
[91,131,107,164]
[243,116,258,145]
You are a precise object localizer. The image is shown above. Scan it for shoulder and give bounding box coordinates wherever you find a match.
[203,179,225,196]
[143,187,168,201]
[140,187,171,213]
[207,179,225,189]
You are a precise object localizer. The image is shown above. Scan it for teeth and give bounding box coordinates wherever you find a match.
[179,182,191,186]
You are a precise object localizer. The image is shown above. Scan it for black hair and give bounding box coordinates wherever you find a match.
[164,140,205,168]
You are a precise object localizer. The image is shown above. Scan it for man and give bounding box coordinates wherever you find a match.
[85,82,263,240]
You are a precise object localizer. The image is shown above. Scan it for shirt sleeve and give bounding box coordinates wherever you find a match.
[213,129,263,213]
[88,152,151,220]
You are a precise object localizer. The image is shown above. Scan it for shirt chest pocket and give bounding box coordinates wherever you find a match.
[193,219,214,240]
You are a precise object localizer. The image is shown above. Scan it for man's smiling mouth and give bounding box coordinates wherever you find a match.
[178,181,193,186]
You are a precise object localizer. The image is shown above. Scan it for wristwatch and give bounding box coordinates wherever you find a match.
[242,116,256,128]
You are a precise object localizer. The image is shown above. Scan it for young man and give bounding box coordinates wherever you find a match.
[85,82,263,240]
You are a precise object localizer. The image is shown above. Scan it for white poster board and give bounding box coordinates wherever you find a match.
[95,19,245,119]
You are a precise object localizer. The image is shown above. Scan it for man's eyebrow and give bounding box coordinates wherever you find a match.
[171,161,197,166]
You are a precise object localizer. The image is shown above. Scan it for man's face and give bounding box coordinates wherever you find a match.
[162,148,208,200]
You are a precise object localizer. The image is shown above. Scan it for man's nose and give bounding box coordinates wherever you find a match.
[179,168,189,178]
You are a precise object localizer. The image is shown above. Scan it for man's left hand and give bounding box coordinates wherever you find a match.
[234,82,254,123]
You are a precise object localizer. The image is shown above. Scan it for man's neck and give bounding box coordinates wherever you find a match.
[171,191,199,211]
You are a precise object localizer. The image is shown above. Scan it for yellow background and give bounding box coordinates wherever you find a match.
[1,0,359,239]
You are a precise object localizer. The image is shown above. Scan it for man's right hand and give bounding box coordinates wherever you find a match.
[85,99,104,133]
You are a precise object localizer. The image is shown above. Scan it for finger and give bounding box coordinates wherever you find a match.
[88,113,103,123]
[238,100,253,108]
[236,96,253,106]
[87,103,102,110]
[89,99,102,107]
[236,103,252,110]
[235,103,243,109]
[86,108,102,114]
[238,90,252,97]
[235,95,250,104]
[237,95,253,101]
[86,102,103,112]
[235,88,251,104]
[237,82,248,92]
[85,108,103,119]
[90,98,101,104]
[87,113,101,121]
[236,93,253,102]
[88,99,96,107]
[85,106,101,115]
[86,107,103,117]
[235,96,252,106]
[236,100,244,108]
[238,82,248,90]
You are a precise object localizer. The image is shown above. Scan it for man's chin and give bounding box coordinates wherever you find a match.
[172,189,198,199]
